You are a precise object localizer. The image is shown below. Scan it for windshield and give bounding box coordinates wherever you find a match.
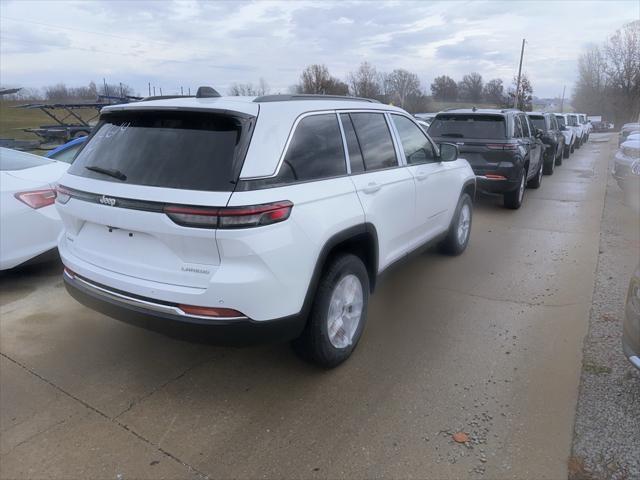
[68,110,250,191]
[428,114,506,139]
[567,115,578,126]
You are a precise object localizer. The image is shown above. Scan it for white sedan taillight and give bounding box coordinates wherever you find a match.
[14,188,56,209]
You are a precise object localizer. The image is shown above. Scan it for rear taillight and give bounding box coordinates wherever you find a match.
[486,144,518,150]
[14,188,56,209]
[164,201,293,229]
[55,184,72,204]
[177,304,245,318]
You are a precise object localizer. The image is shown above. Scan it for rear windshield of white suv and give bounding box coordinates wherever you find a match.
[0,147,54,170]
[428,114,506,139]
[528,115,546,131]
[68,110,250,191]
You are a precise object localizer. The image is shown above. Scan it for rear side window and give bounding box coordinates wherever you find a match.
[528,115,546,132]
[340,114,365,174]
[391,115,436,165]
[49,144,83,164]
[0,147,53,170]
[278,114,346,182]
[428,114,506,139]
[349,113,398,171]
[69,111,249,191]
[513,116,523,138]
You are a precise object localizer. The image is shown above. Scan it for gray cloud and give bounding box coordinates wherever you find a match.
[0,0,636,98]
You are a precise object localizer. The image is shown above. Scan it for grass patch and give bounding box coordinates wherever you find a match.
[583,363,612,375]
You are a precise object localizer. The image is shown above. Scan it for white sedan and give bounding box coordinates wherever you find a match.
[0,148,69,270]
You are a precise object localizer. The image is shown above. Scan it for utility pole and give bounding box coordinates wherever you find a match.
[148,82,151,96]
[513,39,526,109]
[560,85,566,113]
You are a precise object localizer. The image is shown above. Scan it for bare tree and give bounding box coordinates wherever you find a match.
[228,78,270,96]
[297,64,348,95]
[573,20,639,124]
[430,75,458,101]
[483,78,505,105]
[458,72,484,103]
[348,62,381,99]
[507,73,533,111]
[384,69,421,108]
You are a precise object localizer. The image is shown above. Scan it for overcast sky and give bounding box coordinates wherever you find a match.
[1,0,637,99]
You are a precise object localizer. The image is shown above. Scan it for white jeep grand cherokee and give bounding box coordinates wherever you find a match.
[57,90,475,367]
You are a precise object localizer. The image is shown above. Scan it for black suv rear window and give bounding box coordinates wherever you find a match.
[428,114,506,139]
[68,111,249,191]
[528,115,546,131]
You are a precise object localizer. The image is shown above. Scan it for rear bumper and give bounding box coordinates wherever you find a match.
[63,271,305,345]
[475,175,521,194]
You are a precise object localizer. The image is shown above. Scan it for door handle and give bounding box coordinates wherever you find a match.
[362,182,381,194]
[415,172,428,181]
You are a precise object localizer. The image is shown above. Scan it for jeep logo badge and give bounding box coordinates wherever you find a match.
[99,195,117,207]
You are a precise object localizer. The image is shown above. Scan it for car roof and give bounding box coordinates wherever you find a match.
[101,95,403,118]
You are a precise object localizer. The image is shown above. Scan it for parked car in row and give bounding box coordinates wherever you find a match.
[56,93,476,367]
[46,136,86,163]
[428,108,544,209]
[414,113,437,127]
[623,263,640,370]
[555,114,576,157]
[0,148,69,270]
[619,123,640,146]
[527,112,564,174]
[577,113,591,142]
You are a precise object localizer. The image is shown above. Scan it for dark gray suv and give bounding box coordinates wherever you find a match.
[429,109,544,209]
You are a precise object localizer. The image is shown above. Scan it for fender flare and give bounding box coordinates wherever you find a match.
[298,223,379,320]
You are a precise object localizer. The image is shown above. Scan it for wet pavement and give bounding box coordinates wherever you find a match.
[0,134,624,479]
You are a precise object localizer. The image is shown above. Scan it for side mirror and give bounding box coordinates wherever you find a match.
[535,128,543,138]
[560,125,566,131]
[439,142,458,162]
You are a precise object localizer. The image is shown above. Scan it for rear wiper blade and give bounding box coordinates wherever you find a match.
[85,165,127,181]
[441,133,464,138]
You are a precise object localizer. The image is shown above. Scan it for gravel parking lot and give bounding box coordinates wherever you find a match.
[1,133,634,480]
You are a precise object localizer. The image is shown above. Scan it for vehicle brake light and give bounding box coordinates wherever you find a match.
[486,144,518,150]
[56,184,72,204]
[484,174,507,180]
[164,201,293,229]
[177,304,245,318]
[14,188,56,209]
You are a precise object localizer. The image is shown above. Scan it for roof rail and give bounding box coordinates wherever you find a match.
[196,86,221,98]
[253,94,379,103]
[140,95,195,102]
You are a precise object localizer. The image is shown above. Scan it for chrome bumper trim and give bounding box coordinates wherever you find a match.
[629,355,640,369]
[64,270,247,321]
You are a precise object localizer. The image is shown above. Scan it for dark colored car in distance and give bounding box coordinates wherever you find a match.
[527,112,565,174]
[428,108,544,209]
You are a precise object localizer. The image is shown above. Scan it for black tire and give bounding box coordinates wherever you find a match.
[72,130,90,139]
[576,137,581,149]
[543,147,556,175]
[570,142,575,153]
[439,193,473,255]
[561,145,569,161]
[528,160,543,189]
[504,169,526,209]
[292,254,369,368]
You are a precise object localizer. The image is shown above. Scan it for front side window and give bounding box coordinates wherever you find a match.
[556,115,566,128]
[278,114,346,182]
[549,115,558,130]
[391,115,436,165]
[349,113,398,171]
